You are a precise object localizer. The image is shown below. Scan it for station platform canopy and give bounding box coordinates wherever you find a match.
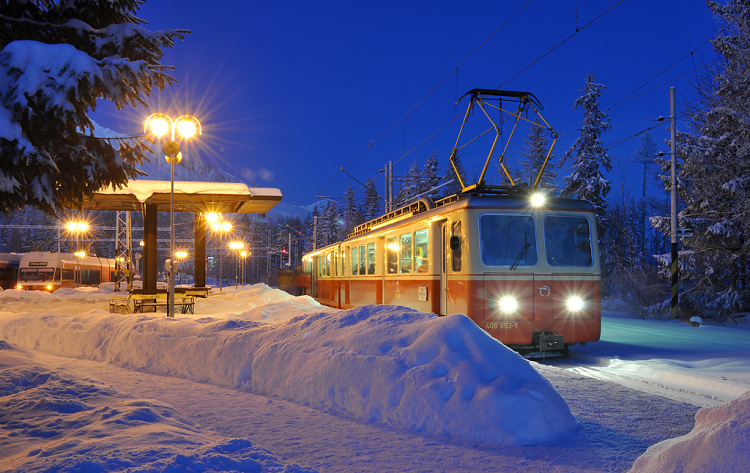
[80,179,283,294]
[83,180,282,214]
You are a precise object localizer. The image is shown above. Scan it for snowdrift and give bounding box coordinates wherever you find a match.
[630,390,750,472]
[0,286,579,445]
[0,343,315,473]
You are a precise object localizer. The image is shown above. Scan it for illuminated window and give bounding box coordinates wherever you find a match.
[400,233,412,274]
[386,237,398,274]
[415,229,428,273]
[367,242,375,275]
[351,247,359,275]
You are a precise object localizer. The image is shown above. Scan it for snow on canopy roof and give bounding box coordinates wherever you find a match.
[84,179,283,214]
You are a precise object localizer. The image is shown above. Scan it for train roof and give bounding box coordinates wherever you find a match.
[348,191,594,239]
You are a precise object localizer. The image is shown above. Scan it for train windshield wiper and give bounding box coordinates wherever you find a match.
[510,232,530,271]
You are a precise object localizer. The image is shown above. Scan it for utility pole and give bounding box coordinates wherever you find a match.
[384,161,390,212]
[670,86,679,320]
[388,160,394,212]
[313,215,318,251]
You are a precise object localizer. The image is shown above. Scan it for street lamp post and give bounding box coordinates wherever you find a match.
[66,220,89,287]
[240,250,248,286]
[175,250,188,285]
[229,241,244,289]
[145,113,202,318]
[208,213,231,292]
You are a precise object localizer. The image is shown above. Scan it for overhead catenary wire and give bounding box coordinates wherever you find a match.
[385,0,626,170]
[319,1,533,198]
[321,1,720,203]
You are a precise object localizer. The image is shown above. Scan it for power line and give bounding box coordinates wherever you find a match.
[323,1,533,196]
[496,0,625,89]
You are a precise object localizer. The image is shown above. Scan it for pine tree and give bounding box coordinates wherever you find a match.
[421,152,441,200]
[561,73,613,237]
[319,202,342,245]
[443,153,467,196]
[394,160,421,207]
[661,0,750,315]
[630,133,659,258]
[519,124,557,190]
[361,178,382,221]
[0,2,186,214]
[341,184,362,237]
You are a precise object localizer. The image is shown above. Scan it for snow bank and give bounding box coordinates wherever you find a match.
[630,391,750,472]
[0,343,315,473]
[0,285,579,445]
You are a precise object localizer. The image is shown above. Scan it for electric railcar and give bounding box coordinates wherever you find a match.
[16,252,117,291]
[302,191,601,354]
[0,253,22,290]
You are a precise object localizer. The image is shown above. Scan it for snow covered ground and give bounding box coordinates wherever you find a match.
[0,285,748,472]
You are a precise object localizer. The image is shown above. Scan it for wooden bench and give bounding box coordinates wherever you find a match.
[132,293,195,314]
[183,287,212,298]
[108,296,131,314]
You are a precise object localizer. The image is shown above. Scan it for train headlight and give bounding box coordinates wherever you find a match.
[566,296,585,313]
[498,296,518,314]
[16,284,22,290]
[45,285,53,291]
[530,192,546,207]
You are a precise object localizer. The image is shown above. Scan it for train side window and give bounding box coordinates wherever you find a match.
[400,233,412,273]
[415,229,428,273]
[359,245,366,275]
[386,237,398,274]
[326,253,331,276]
[351,247,359,275]
[451,221,462,272]
[367,242,375,275]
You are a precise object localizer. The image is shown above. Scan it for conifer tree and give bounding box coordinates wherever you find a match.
[341,184,362,237]
[443,153,467,196]
[561,73,613,237]
[394,160,421,207]
[361,177,382,221]
[421,152,441,200]
[659,0,750,315]
[0,1,186,213]
[519,124,556,190]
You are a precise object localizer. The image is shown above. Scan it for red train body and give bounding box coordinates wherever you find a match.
[303,192,601,354]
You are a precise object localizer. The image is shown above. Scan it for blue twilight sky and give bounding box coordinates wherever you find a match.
[93,0,718,206]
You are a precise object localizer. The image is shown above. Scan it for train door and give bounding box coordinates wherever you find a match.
[440,223,448,316]
[339,248,346,307]
[311,256,319,298]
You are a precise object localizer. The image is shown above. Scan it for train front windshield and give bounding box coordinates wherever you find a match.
[479,215,538,267]
[544,216,593,267]
[479,214,594,268]
[19,268,57,282]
